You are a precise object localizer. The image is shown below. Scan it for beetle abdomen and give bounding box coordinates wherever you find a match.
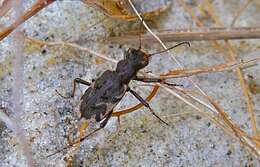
[80,70,127,122]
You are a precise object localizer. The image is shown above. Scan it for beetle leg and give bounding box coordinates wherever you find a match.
[47,110,113,157]
[134,76,182,87]
[56,78,92,99]
[128,88,169,126]
[100,110,113,128]
[77,110,113,144]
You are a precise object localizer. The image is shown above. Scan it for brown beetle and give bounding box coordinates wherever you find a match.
[50,38,189,157]
[56,42,189,143]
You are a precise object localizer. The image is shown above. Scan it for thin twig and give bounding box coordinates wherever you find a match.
[108,27,260,43]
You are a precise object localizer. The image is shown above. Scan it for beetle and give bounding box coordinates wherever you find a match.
[56,41,189,140]
[49,41,189,157]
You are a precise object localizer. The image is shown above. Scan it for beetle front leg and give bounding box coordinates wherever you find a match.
[56,78,92,99]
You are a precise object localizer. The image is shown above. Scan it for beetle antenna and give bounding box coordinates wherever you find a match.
[149,41,190,57]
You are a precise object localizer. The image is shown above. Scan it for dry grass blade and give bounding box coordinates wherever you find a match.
[5,1,36,165]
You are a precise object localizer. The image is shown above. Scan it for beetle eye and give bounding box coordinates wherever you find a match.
[125,48,132,59]
[123,50,127,59]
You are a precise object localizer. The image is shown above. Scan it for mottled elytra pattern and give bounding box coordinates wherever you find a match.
[80,70,127,122]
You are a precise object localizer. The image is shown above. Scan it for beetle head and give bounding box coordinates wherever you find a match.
[125,48,149,70]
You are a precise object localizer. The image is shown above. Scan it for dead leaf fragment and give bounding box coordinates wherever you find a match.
[82,0,171,20]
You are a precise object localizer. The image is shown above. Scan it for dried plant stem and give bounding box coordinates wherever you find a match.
[160,58,260,79]
[109,27,260,43]
[159,85,241,141]
[0,0,55,41]
[204,95,260,155]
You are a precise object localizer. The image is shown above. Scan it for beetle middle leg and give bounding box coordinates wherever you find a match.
[127,88,169,126]
[56,78,92,99]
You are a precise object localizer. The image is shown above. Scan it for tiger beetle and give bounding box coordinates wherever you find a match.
[50,18,190,156]
[49,41,189,157]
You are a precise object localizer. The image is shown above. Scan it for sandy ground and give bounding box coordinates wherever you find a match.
[0,0,260,166]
